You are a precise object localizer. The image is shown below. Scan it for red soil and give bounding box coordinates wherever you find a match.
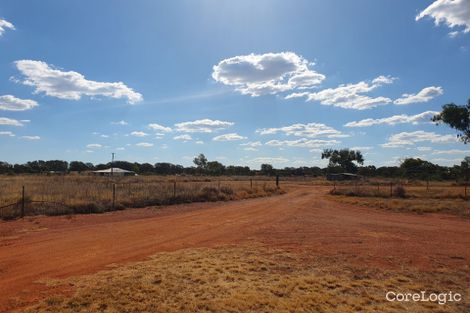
[0,185,469,312]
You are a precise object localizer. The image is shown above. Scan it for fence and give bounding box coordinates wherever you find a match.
[330,179,469,199]
[0,175,281,220]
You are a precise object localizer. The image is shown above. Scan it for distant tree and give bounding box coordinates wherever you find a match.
[139,163,154,174]
[399,158,439,180]
[69,161,91,172]
[193,153,208,169]
[321,149,364,173]
[206,161,225,175]
[433,99,470,143]
[260,164,274,176]
[45,160,68,172]
[461,156,470,182]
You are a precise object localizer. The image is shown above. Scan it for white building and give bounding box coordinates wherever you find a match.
[92,168,137,176]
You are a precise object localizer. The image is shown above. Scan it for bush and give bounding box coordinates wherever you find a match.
[393,186,407,198]
[220,186,234,195]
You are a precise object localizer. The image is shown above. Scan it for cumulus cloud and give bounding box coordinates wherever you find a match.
[0,95,38,111]
[14,60,143,104]
[0,117,24,126]
[248,157,289,164]
[240,141,262,151]
[256,122,343,138]
[344,111,439,127]
[381,131,457,148]
[265,138,339,149]
[148,123,172,132]
[394,86,443,105]
[173,134,192,141]
[212,133,247,141]
[0,131,14,137]
[0,18,14,36]
[130,131,148,137]
[416,0,470,34]
[174,119,233,133]
[212,52,325,96]
[21,135,40,140]
[136,142,153,147]
[86,143,102,149]
[111,120,128,125]
[286,75,395,110]
[432,149,470,154]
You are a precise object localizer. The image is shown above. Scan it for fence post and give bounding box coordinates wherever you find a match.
[112,183,116,210]
[426,179,429,192]
[276,175,279,188]
[250,178,253,189]
[173,180,176,198]
[390,182,393,197]
[21,185,25,218]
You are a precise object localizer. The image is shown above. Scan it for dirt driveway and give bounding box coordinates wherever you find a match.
[1,185,469,312]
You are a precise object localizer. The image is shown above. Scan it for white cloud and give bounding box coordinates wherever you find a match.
[174,119,233,133]
[256,122,343,138]
[0,18,14,36]
[432,149,470,154]
[240,141,262,151]
[21,135,40,140]
[212,52,325,96]
[265,138,339,149]
[136,142,154,147]
[14,60,143,104]
[248,157,289,164]
[417,146,433,151]
[381,131,457,148]
[350,146,373,151]
[86,143,102,149]
[394,86,443,105]
[0,95,38,111]
[130,131,148,137]
[100,134,109,138]
[148,123,172,132]
[416,0,470,34]
[0,131,14,137]
[111,120,128,125]
[195,140,204,144]
[213,133,247,141]
[173,134,192,141]
[286,76,395,110]
[344,111,439,127]
[0,117,24,126]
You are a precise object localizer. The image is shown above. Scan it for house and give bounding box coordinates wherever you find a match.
[326,173,361,181]
[92,168,137,176]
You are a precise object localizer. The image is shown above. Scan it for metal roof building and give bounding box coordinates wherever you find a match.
[92,168,137,176]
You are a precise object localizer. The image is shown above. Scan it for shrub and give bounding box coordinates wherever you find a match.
[220,186,234,195]
[393,186,407,198]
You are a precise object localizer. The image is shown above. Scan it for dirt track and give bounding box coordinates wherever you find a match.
[1,185,469,312]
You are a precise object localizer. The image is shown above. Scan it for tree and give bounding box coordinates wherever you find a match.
[193,153,208,169]
[69,161,91,172]
[260,164,274,176]
[206,161,225,175]
[432,99,470,143]
[461,157,470,182]
[321,149,364,173]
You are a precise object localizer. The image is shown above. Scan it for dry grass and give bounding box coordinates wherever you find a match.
[0,175,283,219]
[26,246,469,313]
[329,183,470,217]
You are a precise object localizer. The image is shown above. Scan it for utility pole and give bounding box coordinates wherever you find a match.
[111,152,115,177]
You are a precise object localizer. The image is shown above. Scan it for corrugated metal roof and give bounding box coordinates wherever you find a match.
[92,167,134,173]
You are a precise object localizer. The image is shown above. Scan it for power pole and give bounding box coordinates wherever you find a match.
[111,152,115,177]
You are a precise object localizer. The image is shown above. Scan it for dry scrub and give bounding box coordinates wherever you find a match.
[26,246,469,313]
[329,183,470,217]
[0,175,283,219]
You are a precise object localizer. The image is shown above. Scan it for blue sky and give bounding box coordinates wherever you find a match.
[0,0,469,168]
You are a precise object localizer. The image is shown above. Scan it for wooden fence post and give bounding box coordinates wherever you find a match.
[21,185,25,218]
[112,184,116,210]
[250,179,253,189]
[276,175,279,188]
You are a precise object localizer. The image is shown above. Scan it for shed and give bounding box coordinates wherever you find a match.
[92,168,137,176]
[326,173,361,181]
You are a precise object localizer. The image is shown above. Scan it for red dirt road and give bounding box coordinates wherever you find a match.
[1,185,469,312]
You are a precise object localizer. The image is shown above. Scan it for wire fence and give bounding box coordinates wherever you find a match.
[330,179,469,199]
[0,176,281,220]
